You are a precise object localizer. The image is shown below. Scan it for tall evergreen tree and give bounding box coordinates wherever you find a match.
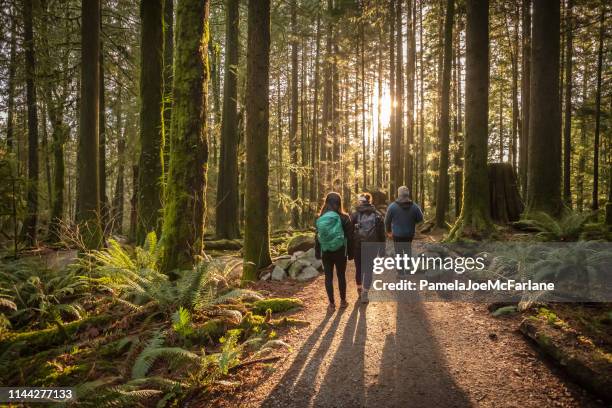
[449,0,492,239]
[215,0,241,239]
[137,0,164,243]
[289,0,300,227]
[526,0,562,216]
[243,0,272,281]
[160,0,210,272]
[435,0,454,229]
[76,0,103,249]
[22,0,39,245]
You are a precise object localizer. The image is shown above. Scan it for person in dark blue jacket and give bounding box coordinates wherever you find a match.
[384,186,424,276]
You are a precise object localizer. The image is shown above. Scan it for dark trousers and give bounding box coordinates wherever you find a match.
[354,245,374,289]
[322,247,347,304]
[393,236,413,275]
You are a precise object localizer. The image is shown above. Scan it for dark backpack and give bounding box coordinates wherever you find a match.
[356,211,380,242]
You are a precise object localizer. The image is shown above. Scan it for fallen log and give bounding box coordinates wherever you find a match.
[520,317,612,403]
[204,239,242,250]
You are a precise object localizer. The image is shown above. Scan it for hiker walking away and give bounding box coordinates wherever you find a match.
[315,192,354,310]
[384,186,423,276]
[351,193,385,303]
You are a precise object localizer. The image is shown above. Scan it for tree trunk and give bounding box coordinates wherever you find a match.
[395,0,404,189]
[215,0,240,239]
[162,0,173,175]
[453,17,464,219]
[22,0,39,245]
[309,12,321,219]
[405,0,416,194]
[418,0,425,208]
[99,43,108,231]
[449,0,492,240]
[6,12,16,151]
[576,62,588,212]
[526,0,562,216]
[160,0,210,272]
[111,93,125,235]
[519,0,531,195]
[388,0,397,198]
[592,6,604,211]
[563,0,573,207]
[136,0,164,243]
[488,163,524,223]
[435,0,454,229]
[289,0,299,227]
[76,0,102,249]
[243,0,272,280]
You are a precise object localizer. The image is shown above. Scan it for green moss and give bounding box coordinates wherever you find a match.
[0,314,111,356]
[251,298,303,315]
[36,362,90,386]
[271,317,310,327]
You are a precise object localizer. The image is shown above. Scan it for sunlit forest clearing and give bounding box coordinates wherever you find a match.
[0,0,611,406]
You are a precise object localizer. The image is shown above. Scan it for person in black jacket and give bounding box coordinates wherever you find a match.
[315,192,354,310]
[350,193,385,303]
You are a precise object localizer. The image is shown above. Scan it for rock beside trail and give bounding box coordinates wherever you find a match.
[297,266,319,281]
[271,265,287,281]
[263,245,323,282]
[287,234,315,254]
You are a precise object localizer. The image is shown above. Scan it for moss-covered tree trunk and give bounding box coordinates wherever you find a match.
[448,0,492,240]
[526,0,562,216]
[22,0,39,245]
[243,0,272,281]
[160,0,210,273]
[76,0,103,249]
[215,0,240,240]
[435,0,454,229]
[136,0,164,243]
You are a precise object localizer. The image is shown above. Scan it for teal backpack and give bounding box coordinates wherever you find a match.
[316,211,346,252]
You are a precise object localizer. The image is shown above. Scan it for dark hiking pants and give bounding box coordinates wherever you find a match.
[322,247,347,304]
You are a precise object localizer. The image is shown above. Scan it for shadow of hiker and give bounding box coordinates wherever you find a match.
[262,307,345,407]
[366,300,471,407]
[311,301,368,407]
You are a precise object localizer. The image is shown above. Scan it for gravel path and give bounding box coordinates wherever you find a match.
[218,254,604,407]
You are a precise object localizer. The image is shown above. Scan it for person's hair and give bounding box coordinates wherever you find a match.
[358,192,372,203]
[319,192,346,216]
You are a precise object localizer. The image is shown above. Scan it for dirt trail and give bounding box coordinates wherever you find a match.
[218,254,604,407]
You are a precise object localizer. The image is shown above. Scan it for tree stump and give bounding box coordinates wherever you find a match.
[488,163,524,223]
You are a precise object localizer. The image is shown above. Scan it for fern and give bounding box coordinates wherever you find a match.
[519,210,589,241]
[171,307,193,338]
[132,330,200,379]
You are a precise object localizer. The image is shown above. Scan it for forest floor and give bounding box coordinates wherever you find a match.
[204,240,605,408]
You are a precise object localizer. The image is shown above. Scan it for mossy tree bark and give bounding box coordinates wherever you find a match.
[435,0,454,229]
[76,0,103,249]
[243,0,272,281]
[448,0,492,240]
[160,0,210,273]
[136,0,164,243]
[526,0,562,217]
[215,0,240,240]
[22,0,39,246]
